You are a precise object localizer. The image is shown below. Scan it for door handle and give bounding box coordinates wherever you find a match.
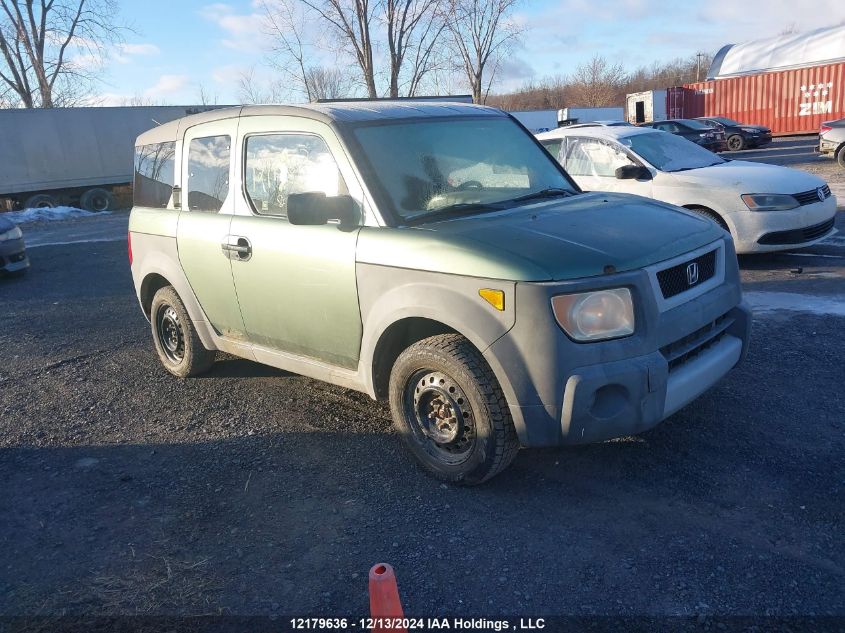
[221,236,252,261]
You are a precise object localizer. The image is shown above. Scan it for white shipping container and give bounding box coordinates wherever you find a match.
[625,90,667,124]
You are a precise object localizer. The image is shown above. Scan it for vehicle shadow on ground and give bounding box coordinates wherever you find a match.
[201,357,292,379]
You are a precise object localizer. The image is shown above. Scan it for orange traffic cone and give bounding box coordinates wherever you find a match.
[368,563,406,633]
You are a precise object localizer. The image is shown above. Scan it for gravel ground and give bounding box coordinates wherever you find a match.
[1,143,844,628]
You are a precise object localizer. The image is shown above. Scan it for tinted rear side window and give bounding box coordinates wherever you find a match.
[134,142,176,209]
[188,135,231,212]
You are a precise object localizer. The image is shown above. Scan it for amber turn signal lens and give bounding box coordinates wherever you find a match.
[479,288,505,311]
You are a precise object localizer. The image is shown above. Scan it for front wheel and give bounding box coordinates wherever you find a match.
[389,334,519,485]
[150,286,215,377]
[837,146,845,169]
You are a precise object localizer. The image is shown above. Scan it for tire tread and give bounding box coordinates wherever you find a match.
[390,333,519,484]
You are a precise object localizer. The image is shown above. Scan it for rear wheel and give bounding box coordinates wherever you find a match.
[150,286,215,377]
[727,134,745,151]
[80,188,116,212]
[837,145,845,169]
[389,334,519,485]
[23,193,58,209]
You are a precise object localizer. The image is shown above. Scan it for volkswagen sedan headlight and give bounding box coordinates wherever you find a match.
[551,288,635,342]
[741,193,799,211]
[0,225,22,242]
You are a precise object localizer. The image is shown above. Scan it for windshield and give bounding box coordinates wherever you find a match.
[621,131,724,172]
[350,117,577,223]
[712,116,740,126]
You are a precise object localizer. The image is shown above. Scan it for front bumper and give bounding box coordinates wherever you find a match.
[484,239,751,447]
[0,236,29,273]
[727,196,837,253]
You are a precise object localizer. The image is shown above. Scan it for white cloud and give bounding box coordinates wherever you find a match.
[200,2,265,52]
[119,43,161,57]
[145,74,190,99]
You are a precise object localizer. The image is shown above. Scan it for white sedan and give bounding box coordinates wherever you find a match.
[536,126,837,254]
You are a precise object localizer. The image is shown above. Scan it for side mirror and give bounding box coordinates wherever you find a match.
[287,192,358,226]
[615,165,652,180]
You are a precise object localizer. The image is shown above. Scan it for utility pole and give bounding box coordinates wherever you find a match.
[696,52,706,82]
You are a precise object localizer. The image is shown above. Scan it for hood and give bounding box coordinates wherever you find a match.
[741,125,770,133]
[357,193,723,282]
[670,160,826,194]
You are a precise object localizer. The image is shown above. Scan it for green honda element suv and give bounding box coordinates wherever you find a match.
[129,102,751,484]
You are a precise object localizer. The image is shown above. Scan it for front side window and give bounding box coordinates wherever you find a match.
[564,138,634,177]
[244,134,348,216]
[134,142,175,208]
[350,117,576,224]
[188,135,231,212]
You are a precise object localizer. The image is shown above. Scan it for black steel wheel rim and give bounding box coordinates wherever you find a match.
[403,369,476,465]
[156,304,185,364]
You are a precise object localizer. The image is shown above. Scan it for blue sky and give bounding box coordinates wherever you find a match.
[95,0,845,105]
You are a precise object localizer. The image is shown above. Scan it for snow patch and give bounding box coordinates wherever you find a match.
[4,207,110,224]
[745,291,845,317]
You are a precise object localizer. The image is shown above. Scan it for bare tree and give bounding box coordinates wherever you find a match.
[0,0,123,108]
[238,66,287,104]
[384,0,447,97]
[196,84,218,106]
[299,0,378,98]
[445,0,521,103]
[567,54,627,107]
[304,66,356,100]
[261,0,355,101]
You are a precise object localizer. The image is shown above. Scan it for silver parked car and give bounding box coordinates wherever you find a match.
[0,215,28,275]
[819,118,845,168]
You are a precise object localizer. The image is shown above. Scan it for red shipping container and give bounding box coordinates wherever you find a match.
[672,62,845,136]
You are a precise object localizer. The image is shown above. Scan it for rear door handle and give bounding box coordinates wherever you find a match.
[221,236,252,261]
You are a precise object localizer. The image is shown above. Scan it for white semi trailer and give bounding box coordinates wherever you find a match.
[0,105,225,211]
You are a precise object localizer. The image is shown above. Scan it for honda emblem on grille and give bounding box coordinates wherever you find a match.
[686,262,699,286]
[817,187,825,202]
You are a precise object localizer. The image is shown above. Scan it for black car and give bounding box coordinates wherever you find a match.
[695,116,772,151]
[643,119,727,152]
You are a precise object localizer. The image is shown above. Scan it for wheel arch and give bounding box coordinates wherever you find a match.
[370,317,460,400]
[682,204,731,231]
[133,247,219,352]
[140,272,171,319]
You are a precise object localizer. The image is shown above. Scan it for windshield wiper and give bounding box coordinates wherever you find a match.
[508,187,574,203]
[404,202,505,226]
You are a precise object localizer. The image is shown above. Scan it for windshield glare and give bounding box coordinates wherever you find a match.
[351,118,576,223]
[621,131,724,172]
[713,117,740,126]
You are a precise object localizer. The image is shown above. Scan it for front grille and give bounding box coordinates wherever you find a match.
[661,313,733,372]
[793,184,831,206]
[758,217,835,245]
[656,249,717,299]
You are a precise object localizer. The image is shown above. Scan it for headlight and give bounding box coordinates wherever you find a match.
[741,193,799,211]
[0,225,22,241]
[551,288,635,342]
